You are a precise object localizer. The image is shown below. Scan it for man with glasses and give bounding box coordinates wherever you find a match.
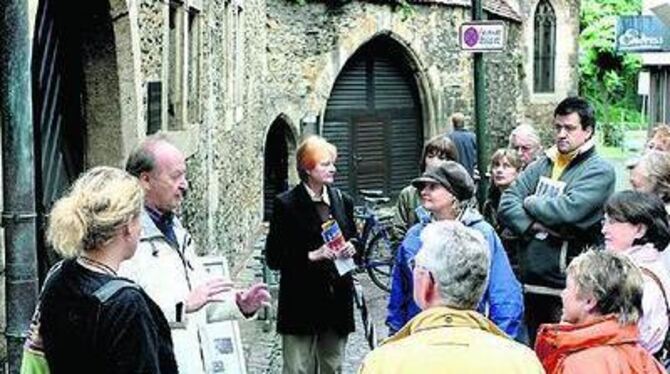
[498,97,615,345]
[509,123,543,169]
[359,221,543,373]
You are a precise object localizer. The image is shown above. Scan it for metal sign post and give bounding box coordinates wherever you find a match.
[461,8,507,204]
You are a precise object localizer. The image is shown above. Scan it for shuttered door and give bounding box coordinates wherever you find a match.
[323,44,422,199]
[32,0,86,278]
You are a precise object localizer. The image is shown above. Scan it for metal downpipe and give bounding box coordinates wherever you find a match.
[0,0,40,372]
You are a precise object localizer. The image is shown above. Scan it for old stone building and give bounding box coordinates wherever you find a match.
[20,0,579,267]
[0,0,579,362]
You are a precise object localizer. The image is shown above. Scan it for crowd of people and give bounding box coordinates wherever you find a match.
[20,95,670,374]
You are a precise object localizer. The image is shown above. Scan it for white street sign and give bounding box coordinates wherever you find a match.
[459,21,507,52]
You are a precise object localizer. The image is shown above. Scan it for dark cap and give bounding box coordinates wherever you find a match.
[411,161,475,201]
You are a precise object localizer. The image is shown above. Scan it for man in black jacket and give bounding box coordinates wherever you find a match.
[498,97,615,345]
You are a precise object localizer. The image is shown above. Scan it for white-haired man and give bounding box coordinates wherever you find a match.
[119,134,271,374]
[509,123,543,169]
[359,221,543,373]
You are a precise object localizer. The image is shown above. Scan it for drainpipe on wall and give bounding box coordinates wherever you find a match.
[472,0,490,205]
[0,0,40,372]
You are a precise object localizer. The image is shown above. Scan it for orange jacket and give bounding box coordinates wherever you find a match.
[535,315,665,374]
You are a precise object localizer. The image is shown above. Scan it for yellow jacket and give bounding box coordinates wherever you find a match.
[359,306,545,374]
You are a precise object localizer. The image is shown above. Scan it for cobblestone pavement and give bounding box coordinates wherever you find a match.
[234,230,389,374]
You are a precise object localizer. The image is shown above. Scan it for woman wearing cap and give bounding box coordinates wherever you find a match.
[390,135,459,248]
[386,161,523,338]
[265,135,359,374]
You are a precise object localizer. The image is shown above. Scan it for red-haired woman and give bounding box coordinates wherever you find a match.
[265,135,359,374]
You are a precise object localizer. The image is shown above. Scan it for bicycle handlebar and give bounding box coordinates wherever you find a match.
[359,189,384,197]
[364,196,390,205]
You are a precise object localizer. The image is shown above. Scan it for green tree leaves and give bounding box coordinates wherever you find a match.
[579,0,643,145]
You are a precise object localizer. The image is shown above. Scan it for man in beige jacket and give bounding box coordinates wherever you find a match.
[120,134,270,373]
[360,221,543,374]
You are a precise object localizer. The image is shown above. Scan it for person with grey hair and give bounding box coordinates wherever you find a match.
[360,221,543,373]
[119,134,270,374]
[509,123,543,169]
[386,161,523,338]
[535,250,665,373]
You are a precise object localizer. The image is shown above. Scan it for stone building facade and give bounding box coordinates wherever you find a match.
[0,0,580,364]
[22,0,580,292]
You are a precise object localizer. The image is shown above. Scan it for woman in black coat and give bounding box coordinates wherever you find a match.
[265,135,359,374]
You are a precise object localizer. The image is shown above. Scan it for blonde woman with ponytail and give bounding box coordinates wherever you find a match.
[26,167,177,373]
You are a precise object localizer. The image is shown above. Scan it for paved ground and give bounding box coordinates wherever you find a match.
[234,230,388,374]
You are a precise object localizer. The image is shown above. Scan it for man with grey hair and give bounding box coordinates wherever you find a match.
[120,134,271,374]
[509,123,543,169]
[535,250,665,373]
[360,221,543,374]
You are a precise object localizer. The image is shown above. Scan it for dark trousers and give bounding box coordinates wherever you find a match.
[524,292,562,347]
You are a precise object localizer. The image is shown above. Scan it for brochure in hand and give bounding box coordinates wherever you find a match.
[533,176,566,240]
[321,219,356,276]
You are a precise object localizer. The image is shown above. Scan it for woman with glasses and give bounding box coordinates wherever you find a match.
[602,190,670,357]
[386,161,523,338]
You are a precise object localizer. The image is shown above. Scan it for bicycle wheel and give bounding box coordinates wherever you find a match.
[365,232,394,293]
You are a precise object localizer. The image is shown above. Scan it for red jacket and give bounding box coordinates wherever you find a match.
[535,315,665,374]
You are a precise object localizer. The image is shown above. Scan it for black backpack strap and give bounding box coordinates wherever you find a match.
[93,279,141,303]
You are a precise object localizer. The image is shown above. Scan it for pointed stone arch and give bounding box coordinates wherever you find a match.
[322,34,428,199]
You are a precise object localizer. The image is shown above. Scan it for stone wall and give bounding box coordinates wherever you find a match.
[175,0,532,261]
[171,0,533,262]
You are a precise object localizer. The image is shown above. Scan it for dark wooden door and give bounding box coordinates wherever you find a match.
[32,0,87,278]
[323,40,422,199]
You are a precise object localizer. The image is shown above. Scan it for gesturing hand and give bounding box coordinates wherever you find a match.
[185,277,234,313]
[236,283,272,316]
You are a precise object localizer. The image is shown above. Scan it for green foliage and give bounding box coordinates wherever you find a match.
[579,0,643,145]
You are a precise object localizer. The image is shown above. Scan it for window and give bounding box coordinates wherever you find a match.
[187,8,201,123]
[533,0,556,93]
[224,0,244,130]
[168,2,184,130]
[163,0,201,134]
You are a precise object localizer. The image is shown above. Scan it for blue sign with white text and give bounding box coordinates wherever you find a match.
[616,16,670,52]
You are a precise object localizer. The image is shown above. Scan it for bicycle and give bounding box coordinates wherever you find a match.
[354,189,396,293]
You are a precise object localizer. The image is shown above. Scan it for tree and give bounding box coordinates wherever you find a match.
[580,0,642,145]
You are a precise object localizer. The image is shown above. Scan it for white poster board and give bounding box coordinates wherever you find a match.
[201,256,247,374]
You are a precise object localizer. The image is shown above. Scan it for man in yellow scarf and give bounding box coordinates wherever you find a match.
[498,97,616,345]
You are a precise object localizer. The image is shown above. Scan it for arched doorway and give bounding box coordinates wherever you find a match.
[263,117,296,221]
[323,36,424,199]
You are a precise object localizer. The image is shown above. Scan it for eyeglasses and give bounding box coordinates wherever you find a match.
[601,215,625,226]
[409,257,435,283]
[553,124,580,133]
